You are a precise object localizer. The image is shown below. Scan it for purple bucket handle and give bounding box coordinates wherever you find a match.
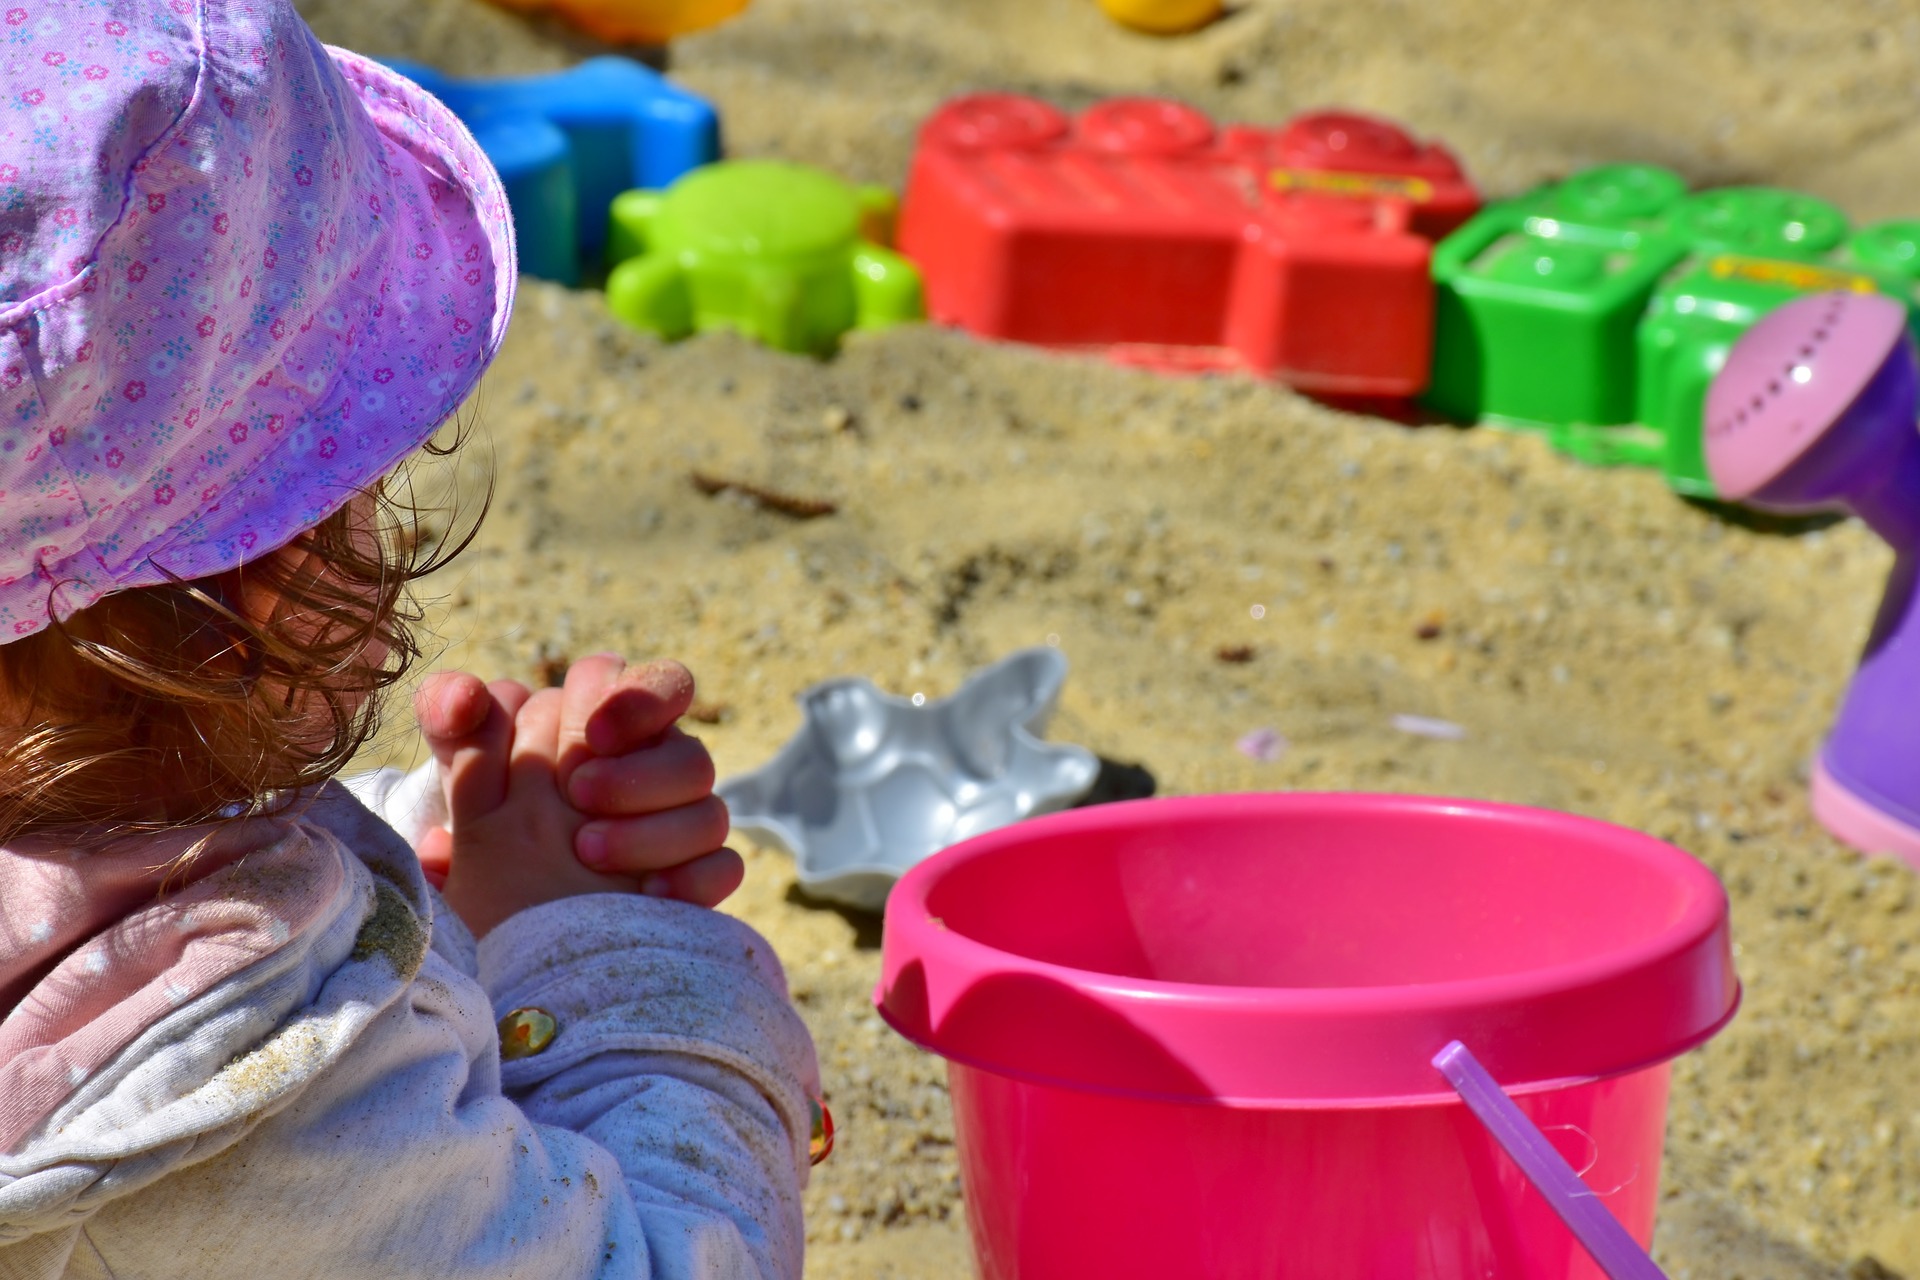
[1434,1041,1671,1280]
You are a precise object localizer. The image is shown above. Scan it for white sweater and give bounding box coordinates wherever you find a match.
[0,771,818,1279]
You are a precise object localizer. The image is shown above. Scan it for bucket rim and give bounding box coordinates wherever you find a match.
[875,791,1741,1104]
[874,982,1741,1109]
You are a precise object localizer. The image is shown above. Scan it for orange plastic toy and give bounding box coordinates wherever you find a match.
[486,0,749,44]
[1096,0,1223,35]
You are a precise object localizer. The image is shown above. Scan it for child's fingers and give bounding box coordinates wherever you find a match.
[557,654,630,782]
[415,826,453,890]
[416,674,529,782]
[415,672,492,750]
[583,659,697,758]
[419,674,522,829]
[638,847,746,909]
[566,725,716,816]
[507,685,566,779]
[486,678,535,720]
[573,795,731,875]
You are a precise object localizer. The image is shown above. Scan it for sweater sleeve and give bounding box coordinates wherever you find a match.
[79,896,818,1280]
[340,762,445,856]
[480,895,820,1277]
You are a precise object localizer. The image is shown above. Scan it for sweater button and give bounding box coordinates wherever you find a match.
[498,1007,558,1059]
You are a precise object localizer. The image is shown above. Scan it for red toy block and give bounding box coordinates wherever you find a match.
[898,96,1480,396]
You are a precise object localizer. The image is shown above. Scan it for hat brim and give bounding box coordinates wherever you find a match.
[327,48,518,362]
[133,47,520,595]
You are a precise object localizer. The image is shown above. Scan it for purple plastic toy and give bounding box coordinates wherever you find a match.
[1435,1041,1671,1280]
[1705,291,1920,865]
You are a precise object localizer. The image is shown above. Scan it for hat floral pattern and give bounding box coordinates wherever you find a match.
[0,0,515,639]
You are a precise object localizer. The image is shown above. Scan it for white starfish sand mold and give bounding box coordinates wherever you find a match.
[717,648,1100,911]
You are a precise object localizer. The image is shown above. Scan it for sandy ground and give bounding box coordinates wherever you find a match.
[297,0,1920,1274]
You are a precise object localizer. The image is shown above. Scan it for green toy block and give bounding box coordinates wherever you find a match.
[1556,199,1910,498]
[1621,253,1897,496]
[1428,164,1691,429]
[605,189,663,268]
[605,160,925,357]
[1658,186,1849,260]
[1854,223,1920,366]
[851,244,923,331]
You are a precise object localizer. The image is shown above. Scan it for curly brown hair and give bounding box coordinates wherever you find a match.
[0,445,486,844]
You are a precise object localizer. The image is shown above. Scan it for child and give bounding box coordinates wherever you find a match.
[0,3,820,1277]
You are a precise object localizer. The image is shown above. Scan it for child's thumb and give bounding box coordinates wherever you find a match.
[584,659,697,757]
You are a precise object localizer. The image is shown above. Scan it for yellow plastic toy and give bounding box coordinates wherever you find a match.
[487,0,749,44]
[1096,0,1222,35]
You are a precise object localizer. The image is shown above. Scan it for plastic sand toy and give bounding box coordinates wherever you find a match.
[716,649,1098,909]
[384,58,719,284]
[604,160,924,356]
[899,96,1480,397]
[877,793,1737,1278]
[1095,0,1223,35]
[483,0,749,44]
[1431,169,1920,495]
[1429,164,1700,430]
[1706,292,1920,868]
[1630,240,1916,495]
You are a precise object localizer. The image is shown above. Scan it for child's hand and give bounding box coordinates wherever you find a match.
[413,656,741,938]
[416,673,624,938]
[551,655,743,905]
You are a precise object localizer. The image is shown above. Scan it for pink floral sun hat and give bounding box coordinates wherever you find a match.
[0,0,516,640]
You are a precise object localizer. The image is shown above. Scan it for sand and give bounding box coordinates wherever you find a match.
[297,0,1920,1274]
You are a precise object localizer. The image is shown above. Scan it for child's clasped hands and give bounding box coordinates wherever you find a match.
[412,654,745,937]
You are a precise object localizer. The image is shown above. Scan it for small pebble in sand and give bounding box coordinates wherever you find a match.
[1236,727,1288,762]
[1415,611,1445,641]
[1392,714,1467,741]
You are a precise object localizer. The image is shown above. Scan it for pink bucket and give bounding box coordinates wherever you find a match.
[876,793,1739,1279]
